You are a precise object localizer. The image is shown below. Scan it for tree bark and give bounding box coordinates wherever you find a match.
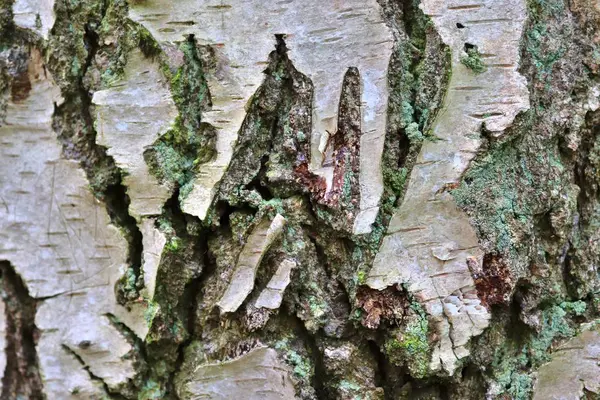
[0,0,599,399]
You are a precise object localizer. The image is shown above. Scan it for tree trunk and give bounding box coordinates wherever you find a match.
[0,0,599,399]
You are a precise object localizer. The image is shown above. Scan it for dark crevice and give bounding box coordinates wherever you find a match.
[80,15,143,300]
[142,187,212,399]
[247,154,274,201]
[165,234,210,400]
[0,261,44,400]
[61,344,127,400]
[367,339,388,394]
[397,129,411,169]
[464,42,477,52]
[214,200,238,228]
[105,313,144,352]
[52,7,144,303]
[291,315,327,400]
[306,234,334,280]
[105,183,144,299]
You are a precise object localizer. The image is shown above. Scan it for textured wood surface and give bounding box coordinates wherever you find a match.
[367,0,530,374]
[0,50,147,399]
[129,0,394,233]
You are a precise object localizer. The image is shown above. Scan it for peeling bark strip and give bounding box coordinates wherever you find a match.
[0,50,147,398]
[255,258,295,310]
[129,0,393,233]
[367,0,529,375]
[218,214,286,314]
[92,49,177,221]
[177,347,298,400]
[0,262,44,400]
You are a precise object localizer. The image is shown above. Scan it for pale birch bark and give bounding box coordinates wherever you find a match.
[1,0,600,399]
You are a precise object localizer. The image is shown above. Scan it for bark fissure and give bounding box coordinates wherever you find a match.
[4,0,600,398]
[52,0,145,302]
[61,344,128,400]
[0,261,44,400]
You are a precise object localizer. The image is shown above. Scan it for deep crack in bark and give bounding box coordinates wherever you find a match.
[0,261,44,400]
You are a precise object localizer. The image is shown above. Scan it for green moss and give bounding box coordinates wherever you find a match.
[123,267,137,292]
[560,300,587,316]
[165,237,181,252]
[339,380,361,391]
[137,25,162,58]
[382,166,407,198]
[148,124,195,185]
[525,0,568,80]
[146,37,215,203]
[451,138,535,257]
[356,270,367,285]
[308,295,327,320]
[338,380,363,399]
[144,300,159,327]
[460,48,487,74]
[288,350,312,378]
[275,340,313,380]
[489,300,585,398]
[138,379,164,400]
[258,198,286,218]
[526,304,573,362]
[384,302,430,378]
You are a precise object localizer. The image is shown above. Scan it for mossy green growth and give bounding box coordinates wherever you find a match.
[451,139,535,257]
[137,25,162,58]
[138,379,164,400]
[383,166,408,198]
[525,0,567,79]
[560,300,586,316]
[338,380,364,399]
[384,302,430,378]
[526,302,584,363]
[490,301,585,399]
[355,270,367,285]
[460,48,487,74]
[146,37,215,203]
[164,236,181,252]
[144,300,159,327]
[274,339,313,380]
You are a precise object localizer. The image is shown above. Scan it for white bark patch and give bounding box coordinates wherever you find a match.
[367,0,530,375]
[217,214,286,314]
[532,326,600,400]
[12,0,55,39]
[0,50,146,398]
[255,258,295,310]
[92,49,177,220]
[140,218,167,300]
[129,1,394,232]
[179,346,298,400]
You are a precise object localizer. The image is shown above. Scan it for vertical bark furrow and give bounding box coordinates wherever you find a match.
[0,261,44,400]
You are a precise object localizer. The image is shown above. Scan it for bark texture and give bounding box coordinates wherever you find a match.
[0,0,599,399]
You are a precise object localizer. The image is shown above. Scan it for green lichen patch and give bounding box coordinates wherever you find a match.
[525,0,568,83]
[382,301,431,379]
[145,36,215,204]
[480,301,590,399]
[460,47,486,74]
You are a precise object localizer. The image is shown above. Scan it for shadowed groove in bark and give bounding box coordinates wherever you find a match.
[61,344,128,400]
[51,1,144,303]
[0,261,44,400]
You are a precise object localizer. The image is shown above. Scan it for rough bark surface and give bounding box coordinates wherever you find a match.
[0,0,600,399]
